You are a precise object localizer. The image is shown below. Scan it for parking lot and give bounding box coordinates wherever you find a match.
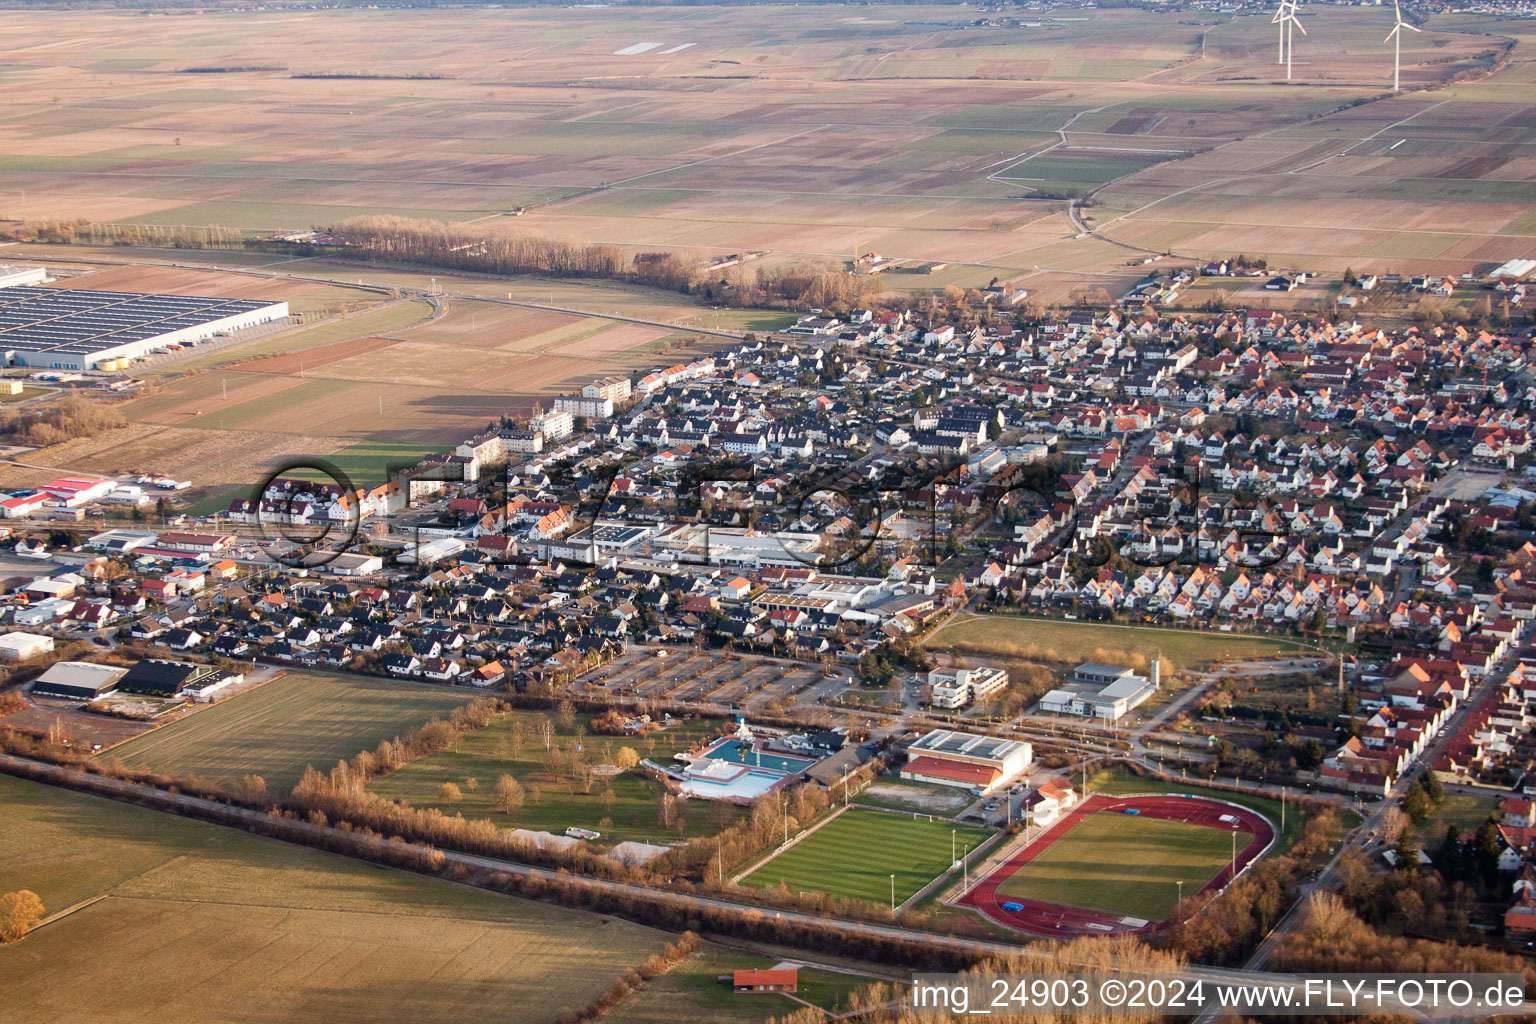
[579,647,835,712]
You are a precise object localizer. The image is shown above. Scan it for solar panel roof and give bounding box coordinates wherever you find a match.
[0,286,281,356]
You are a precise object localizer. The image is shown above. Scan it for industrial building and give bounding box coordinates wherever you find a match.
[900,729,1032,793]
[117,658,217,696]
[0,631,54,661]
[0,286,289,370]
[0,264,48,289]
[31,661,128,700]
[1038,661,1160,721]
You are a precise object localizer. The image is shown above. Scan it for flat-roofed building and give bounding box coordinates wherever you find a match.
[31,660,127,699]
[0,631,54,661]
[118,658,216,697]
[927,665,1009,709]
[0,265,48,289]
[900,728,1031,793]
[1038,661,1160,721]
[0,286,289,370]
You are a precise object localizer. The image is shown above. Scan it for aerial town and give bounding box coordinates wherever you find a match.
[2,0,1536,1021]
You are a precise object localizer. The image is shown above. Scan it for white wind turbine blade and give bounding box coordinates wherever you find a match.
[1291,17,1307,36]
[1402,21,1421,32]
[1385,25,1400,43]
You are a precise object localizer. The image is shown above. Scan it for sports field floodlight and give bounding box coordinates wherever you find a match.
[1385,0,1421,92]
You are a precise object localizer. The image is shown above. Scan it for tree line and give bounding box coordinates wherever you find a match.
[329,215,877,312]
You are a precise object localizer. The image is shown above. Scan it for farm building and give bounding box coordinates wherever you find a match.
[0,286,288,370]
[732,970,798,993]
[31,661,128,700]
[900,729,1031,793]
[1038,661,1159,721]
[117,658,217,696]
[0,631,53,661]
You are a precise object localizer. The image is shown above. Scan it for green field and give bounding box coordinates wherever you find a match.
[1084,766,1349,859]
[150,298,433,375]
[742,809,993,906]
[112,671,473,793]
[928,613,1312,671]
[995,811,1234,921]
[0,774,673,1024]
[616,943,891,1024]
[367,711,745,843]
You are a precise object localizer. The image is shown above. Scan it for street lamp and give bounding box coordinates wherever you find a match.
[890,873,896,911]
[1176,879,1184,905]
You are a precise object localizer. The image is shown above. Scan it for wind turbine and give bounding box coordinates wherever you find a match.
[1385,0,1420,92]
[1270,0,1289,65]
[1275,0,1306,81]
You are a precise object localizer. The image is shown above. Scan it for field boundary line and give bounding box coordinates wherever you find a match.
[898,827,1006,915]
[29,893,110,934]
[730,803,851,883]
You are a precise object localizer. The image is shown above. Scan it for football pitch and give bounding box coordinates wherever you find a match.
[995,812,1236,922]
[742,809,993,907]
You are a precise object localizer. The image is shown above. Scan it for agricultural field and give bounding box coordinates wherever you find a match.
[0,255,731,505]
[927,613,1308,672]
[742,808,993,906]
[111,670,473,793]
[993,810,1235,921]
[366,710,746,843]
[0,3,1524,294]
[0,774,677,1024]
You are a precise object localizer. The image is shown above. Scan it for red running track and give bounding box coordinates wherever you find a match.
[959,793,1276,938]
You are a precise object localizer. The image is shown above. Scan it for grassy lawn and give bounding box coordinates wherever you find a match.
[742,809,993,906]
[1415,792,1499,840]
[616,944,891,1023]
[306,439,447,487]
[995,811,1233,921]
[928,613,1311,671]
[367,711,744,843]
[111,671,473,793]
[0,775,674,1024]
[1086,765,1357,860]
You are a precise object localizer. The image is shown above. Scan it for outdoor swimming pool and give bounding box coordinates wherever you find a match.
[704,738,817,774]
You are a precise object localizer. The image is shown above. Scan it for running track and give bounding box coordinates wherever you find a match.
[960,793,1276,937]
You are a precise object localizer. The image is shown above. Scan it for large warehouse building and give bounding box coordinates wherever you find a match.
[31,661,128,700]
[900,728,1032,794]
[0,285,289,370]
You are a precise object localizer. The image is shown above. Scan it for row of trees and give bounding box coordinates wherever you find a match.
[554,931,699,1024]
[0,217,240,249]
[330,215,876,311]
[1276,891,1533,981]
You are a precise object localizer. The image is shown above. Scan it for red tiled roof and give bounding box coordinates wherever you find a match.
[734,970,797,987]
[902,755,1000,786]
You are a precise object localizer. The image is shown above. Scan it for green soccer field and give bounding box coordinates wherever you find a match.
[742,809,993,907]
[994,812,1236,922]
